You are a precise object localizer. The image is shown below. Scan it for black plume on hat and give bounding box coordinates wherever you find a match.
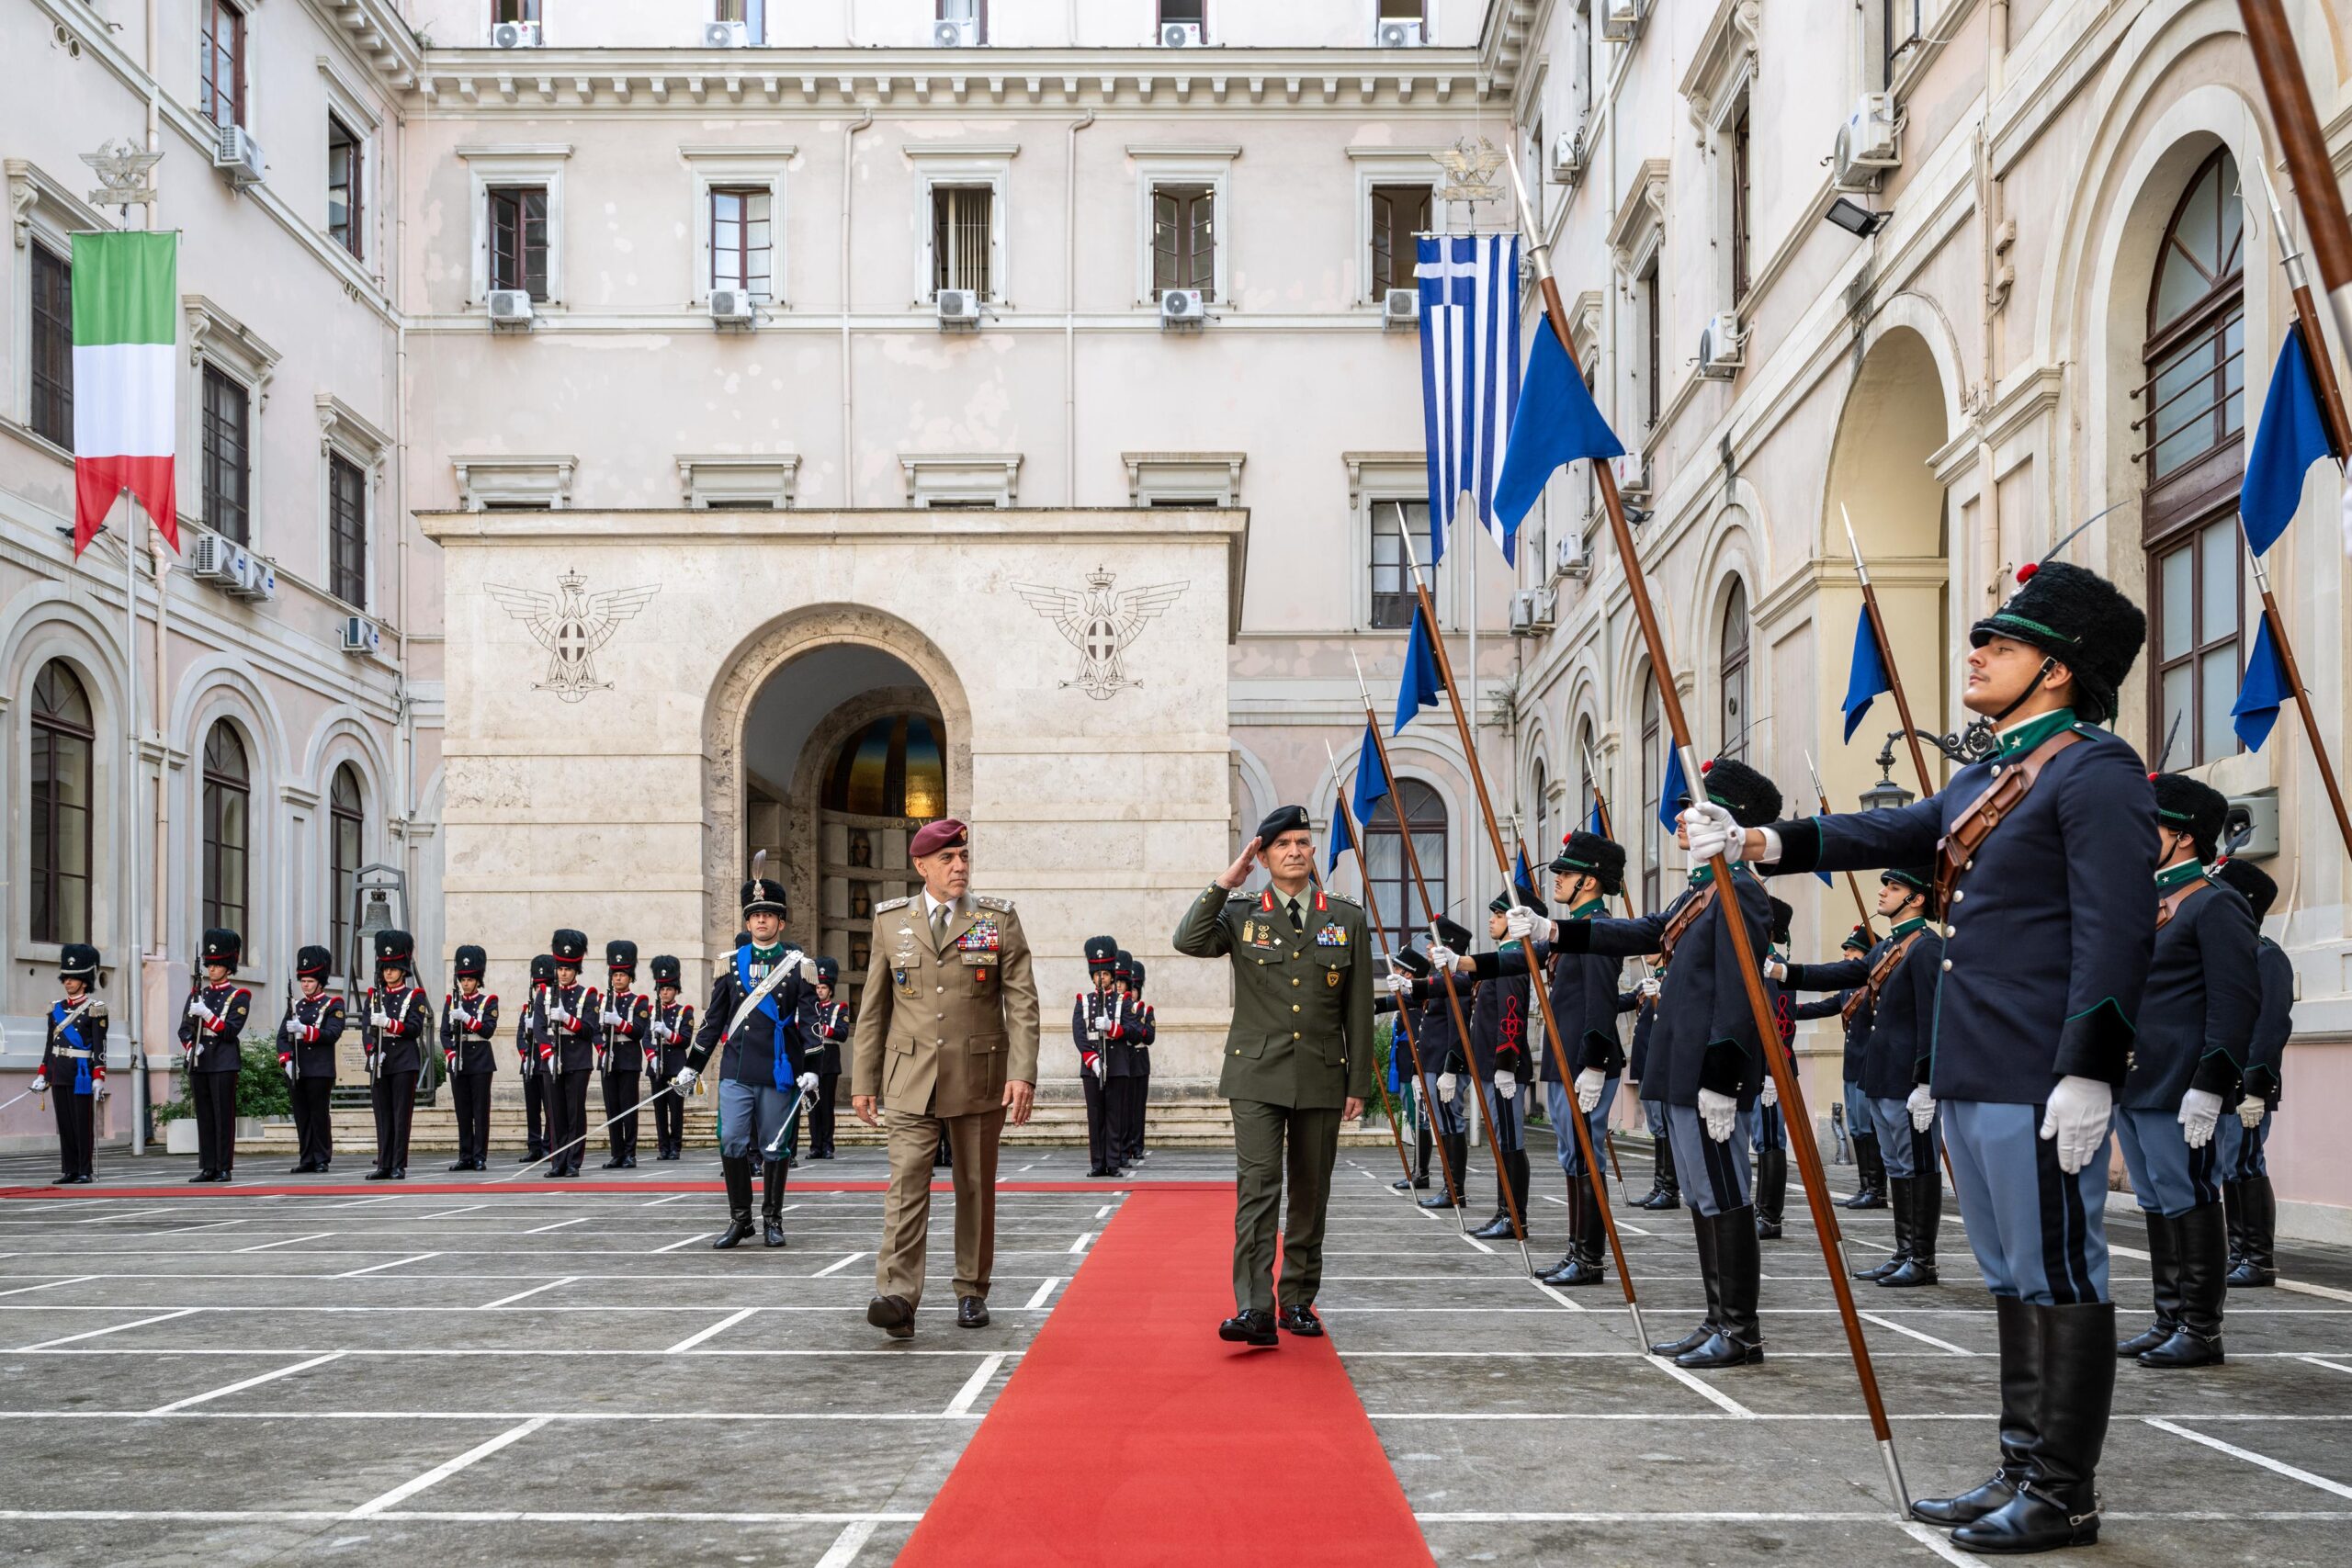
[650,954,683,987]
[374,929,414,969]
[2214,857,2278,919]
[741,879,788,918]
[529,954,556,986]
[1551,829,1626,895]
[296,944,334,980]
[814,954,841,986]
[454,943,486,979]
[60,942,101,980]
[550,929,587,964]
[605,939,638,973]
[1696,757,1782,828]
[1768,897,1793,947]
[1392,945,1433,978]
[1971,560,2147,725]
[1431,915,1473,950]
[1254,804,1311,844]
[1084,935,1120,969]
[201,927,243,969]
[2153,773,2230,862]
[1490,886,1548,918]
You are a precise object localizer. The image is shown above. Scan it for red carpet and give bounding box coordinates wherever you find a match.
[0,1180,1236,1201]
[896,1188,1433,1568]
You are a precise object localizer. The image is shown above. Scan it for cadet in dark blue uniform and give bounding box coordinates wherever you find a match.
[536,930,600,1179]
[1413,915,1476,1212]
[808,955,848,1159]
[1125,957,1158,1165]
[1704,560,2153,1552]
[1626,964,1676,1209]
[1075,936,1122,1176]
[440,944,498,1171]
[2112,775,2257,1369]
[1751,897,1797,1242]
[598,941,650,1169]
[1377,946,1439,1190]
[277,945,345,1173]
[517,953,555,1162]
[363,930,431,1181]
[1785,925,1881,1209]
[1109,950,1148,1171]
[2212,858,2289,1289]
[178,927,251,1183]
[648,955,695,1160]
[1545,757,1781,1371]
[1442,888,1538,1241]
[37,944,107,1184]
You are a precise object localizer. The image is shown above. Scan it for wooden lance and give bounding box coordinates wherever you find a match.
[1840,506,1938,799]
[1804,747,1879,933]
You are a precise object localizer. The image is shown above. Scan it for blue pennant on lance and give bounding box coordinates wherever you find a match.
[1329,788,1356,874]
[1657,747,1690,833]
[1351,722,1391,829]
[1494,314,1626,545]
[2232,612,2293,752]
[1842,604,1893,743]
[1394,604,1442,737]
[2240,321,2337,558]
[1586,797,1604,836]
[1417,233,1522,567]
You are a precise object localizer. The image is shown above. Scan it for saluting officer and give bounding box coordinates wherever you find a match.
[537,930,600,1179]
[1713,559,2154,1551]
[808,955,848,1159]
[36,943,107,1185]
[179,928,251,1183]
[441,944,499,1172]
[363,930,431,1181]
[599,941,650,1169]
[1175,806,1373,1348]
[1075,936,1122,1177]
[2112,775,2257,1369]
[647,955,695,1161]
[2214,858,2290,1290]
[517,953,555,1163]
[278,945,345,1173]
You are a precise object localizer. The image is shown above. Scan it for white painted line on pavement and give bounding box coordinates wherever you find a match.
[1898,1520,1982,1566]
[525,1217,589,1235]
[1460,1234,1496,1255]
[63,1207,173,1224]
[2303,1355,2352,1377]
[1529,1279,1587,1313]
[1022,1277,1060,1310]
[16,1309,198,1350]
[1645,1354,1757,1418]
[236,1232,336,1253]
[418,1207,487,1222]
[1859,1311,1974,1356]
[666,1307,758,1354]
[1069,1232,1094,1254]
[943,1352,1004,1416]
[650,1232,716,1254]
[641,1192,695,1207]
[345,1415,553,1517]
[2143,1417,2352,1500]
[814,1519,884,1568]
[146,1351,347,1414]
[0,1276,95,1297]
[335,1253,439,1278]
[2282,1278,2352,1304]
[1094,1204,1113,1219]
[812,1252,864,1278]
[479,1279,576,1310]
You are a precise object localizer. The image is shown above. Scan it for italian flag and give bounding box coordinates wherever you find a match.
[71,231,179,557]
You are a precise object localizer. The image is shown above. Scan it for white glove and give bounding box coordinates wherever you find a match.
[797,954,821,982]
[797,1071,820,1095]
[652,1021,671,1043]
[2038,1075,2113,1174]
[1436,1072,1458,1096]
[96,1079,108,1100]
[1495,1072,1518,1101]
[30,1075,48,1095]
[1638,977,1661,1001]
[2177,1087,2224,1150]
[1763,957,1788,981]
[1679,801,1743,862]
[600,1009,620,1027]
[1575,1067,1604,1114]
[673,1066,699,1093]
[1698,1087,1737,1143]
[2236,1094,2266,1130]
[1384,972,1413,998]
[1504,907,1555,943]
[1429,945,1458,972]
[369,1011,389,1031]
[1907,1084,1937,1133]
[1085,1055,1101,1079]
[550,1007,571,1027]
[186,998,213,1023]
[1760,1074,1779,1108]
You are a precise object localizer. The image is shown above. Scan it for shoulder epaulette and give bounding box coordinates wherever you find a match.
[875,896,914,914]
[1225,889,1255,903]
[976,895,1014,912]
[1325,891,1360,908]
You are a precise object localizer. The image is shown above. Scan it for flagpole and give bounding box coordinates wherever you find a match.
[2235,1,2352,388]
[1351,651,1522,1258]
[1839,508,1938,798]
[1506,156,1908,1513]
[113,498,149,1155]
[2256,163,2352,457]
[1805,749,1878,933]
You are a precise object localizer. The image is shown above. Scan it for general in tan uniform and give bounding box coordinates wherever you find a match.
[1174,805,1374,1346]
[852,818,1040,1337]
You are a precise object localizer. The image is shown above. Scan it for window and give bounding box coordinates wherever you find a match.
[199,1,245,130]
[938,0,987,44]
[1370,500,1434,629]
[710,186,774,299]
[201,366,251,545]
[933,186,994,298]
[1575,718,1600,834]
[489,186,550,299]
[330,764,363,975]
[30,242,73,450]
[2141,150,2247,767]
[1719,581,1751,758]
[1159,0,1204,21]
[496,1,541,20]
[1152,184,1216,299]
[1639,671,1663,912]
[1883,0,1923,87]
[29,660,94,946]
[1531,756,1550,863]
[1641,260,1662,428]
[328,453,368,606]
[1730,105,1753,308]
[1371,185,1431,295]
[1380,0,1427,17]
[716,0,766,42]
[1365,778,1447,955]
[201,721,250,935]
[328,116,364,261]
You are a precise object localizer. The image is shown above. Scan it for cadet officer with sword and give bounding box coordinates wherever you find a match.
[35,944,107,1184]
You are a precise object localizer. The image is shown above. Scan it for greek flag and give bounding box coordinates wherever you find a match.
[1418,233,1522,566]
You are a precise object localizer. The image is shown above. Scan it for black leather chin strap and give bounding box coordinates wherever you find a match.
[1989,656,2059,728]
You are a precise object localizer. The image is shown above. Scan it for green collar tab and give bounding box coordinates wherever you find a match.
[1996,706,2078,760]
[2154,860,2206,894]
[1570,897,1610,919]
[752,942,786,963]
[1890,915,1929,938]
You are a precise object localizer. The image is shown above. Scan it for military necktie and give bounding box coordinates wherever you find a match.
[1285,897,1304,934]
[931,903,950,951]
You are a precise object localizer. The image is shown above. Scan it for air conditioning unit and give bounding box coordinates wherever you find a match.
[1696,311,1745,379]
[229,553,276,602]
[1612,453,1652,502]
[1510,588,1556,635]
[212,124,265,188]
[933,17,976,46]
[490,19,541,49]
[1383,288,1420,329]
[1600,0,1644,44]
[1160,22,1204,47]
[1549,130,1586,185]
[1159,288,1209,327]
[187,533,240,584]
[1841,93,1901,168]
[1554,536,1592,580]
[703,20,749,48]
[486,289,535,328]
[340,615,381,657]
[1377,20,1424,48]
[709,289,758,325]
[936,288,983,327]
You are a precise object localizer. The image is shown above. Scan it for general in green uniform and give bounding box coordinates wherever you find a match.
[1174,805,1374,1346]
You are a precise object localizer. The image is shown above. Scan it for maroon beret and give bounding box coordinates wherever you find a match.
[910,818,969,859]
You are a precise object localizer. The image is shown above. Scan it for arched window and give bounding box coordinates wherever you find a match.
[330,764,364,974]
[1530,755,1550,865]
[29,660,94,945]
[1364,778,1447,954]
[201,720,250,933]
[1639,671,1664,913]
[822,714,946,821]
[2142,149,2246,766]
[1719,581,1751,759]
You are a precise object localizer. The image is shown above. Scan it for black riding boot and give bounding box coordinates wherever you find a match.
[1395,1120,1432,1190]
[1679,1206,1763,1368]
[761,1159,789,1247]
[2228,1175,2277,1287]
[1419,1134,1467,1209]
[1879,1171,1941,1287]
[1548,1171,1608,1286]
[711,1156,756,1249]
[1843,1131,1887,1208]
[2222,1179,2246,1273]
[1952,1303,2112,1553]
[1913,1293,2043,1525]
[1861,1174,1913,1281]
[1540,1171,1588,1284]
[1640,1134,1681,1210]
[2117,1211,2181,1356]
[1471,1148,1527,1239]
[1753,1147,1786,1239]
[2141,1200,2225,1367]
[1651,1208,1721,1358]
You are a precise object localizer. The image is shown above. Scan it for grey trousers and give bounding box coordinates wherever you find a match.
[1229,1098,1341,1315]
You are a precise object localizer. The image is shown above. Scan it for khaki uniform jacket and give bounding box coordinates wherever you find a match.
[852,895,1041,1118]
[1173,883,1375,1110]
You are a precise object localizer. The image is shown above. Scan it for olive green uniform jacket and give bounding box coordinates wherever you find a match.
[1173,884,1375,1109]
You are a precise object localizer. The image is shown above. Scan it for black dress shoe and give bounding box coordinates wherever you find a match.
[289,1164,311,1175]
[1675,1330,1765,1369]
[1277,1304,1324,1337]
[623,1156,639,1168]
[602,1157,626,1169]
[1217,1310,1278,1348]
[957,1296,990,1328]
[867,1294,917,1339]
[391,1168,407,1180]
[1391,1174,1430,1190]
[517,1151,539,1163]
[364,1168,391,1181]
[447,1160,471,1172]
[1468,1212,1520,1240]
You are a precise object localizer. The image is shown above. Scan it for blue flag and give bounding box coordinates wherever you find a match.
[1395,604,1442,736]
[1351,723,1391,829]
[2240,322,2336,557]
[1329,789,1356,874]
[1513,848,1538,901]
[1841,604,1893,743]
[1586,797,1605,836]
[1657,747,1690,832]
[1493,316,1627,539]
[2232,612,2293,751]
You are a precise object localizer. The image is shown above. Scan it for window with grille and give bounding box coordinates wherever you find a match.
[2140,150,2246,767]
[329,453,368,606]
[711,186,774,299]
[1576,719,1600,838]
[1365,778,1447,956]
[1380,0,1427,17]
[1719,581,1751,758]
[1371,185,1431,295]
[328,117,364,260]
[200,1,245,130]
[330,764,363,975]
[1370,500,1435,629]
[489,186,550,299]
[30,660,94,946]
[1531,756,1550,864]
[1153,185,1216,299]
[933,186,994,298]
[1639,671,1663,912]
[1642,260,1662,428]
[201,366,251,545]
[202,721,250,935]
[30,243,73,450]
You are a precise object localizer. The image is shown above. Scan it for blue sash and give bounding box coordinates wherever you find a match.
[735,945,795,1091]
[52,1003,92,1094]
